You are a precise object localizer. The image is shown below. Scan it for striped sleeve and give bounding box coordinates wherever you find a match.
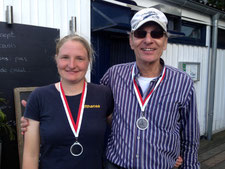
[180,84,200,169]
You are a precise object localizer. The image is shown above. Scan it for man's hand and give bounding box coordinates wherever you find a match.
[174,156,183,168]
[21,99,27,107]
[21,100,29,135]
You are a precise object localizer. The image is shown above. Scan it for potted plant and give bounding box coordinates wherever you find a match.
[0,98,15,167]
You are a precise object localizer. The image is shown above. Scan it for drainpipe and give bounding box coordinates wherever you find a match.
[207,13,220,140]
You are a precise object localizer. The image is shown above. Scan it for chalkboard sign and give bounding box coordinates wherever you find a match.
[0,22,59,169]
[0,22,59,118]
[14,87,37,169]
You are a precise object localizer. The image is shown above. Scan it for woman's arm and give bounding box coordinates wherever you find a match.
[22,119,40,169]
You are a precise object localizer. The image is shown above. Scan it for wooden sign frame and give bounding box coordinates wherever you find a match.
[14,87,37,169]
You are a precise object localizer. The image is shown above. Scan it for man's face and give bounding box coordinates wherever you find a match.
[129,22,168,66]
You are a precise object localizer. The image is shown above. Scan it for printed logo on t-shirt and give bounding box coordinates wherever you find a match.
[84,104,100,108]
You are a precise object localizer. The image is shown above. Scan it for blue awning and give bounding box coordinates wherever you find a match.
[91,1,134,32]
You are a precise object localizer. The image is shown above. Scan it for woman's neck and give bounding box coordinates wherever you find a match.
[56,79,85,96]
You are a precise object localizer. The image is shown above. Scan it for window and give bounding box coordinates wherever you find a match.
[166,14,181,32]
[181,21,203,39]
[217,28,225,49]
[168,20,206,46]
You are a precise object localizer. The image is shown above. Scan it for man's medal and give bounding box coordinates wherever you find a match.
[132,64,166,130]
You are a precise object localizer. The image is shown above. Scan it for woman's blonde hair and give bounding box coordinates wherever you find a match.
[55,34,95,67]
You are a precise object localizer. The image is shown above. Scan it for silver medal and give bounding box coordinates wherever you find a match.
[70,141,83,156]
[136,116,149,130]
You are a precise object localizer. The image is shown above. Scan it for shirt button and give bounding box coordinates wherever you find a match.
[136,154,139,158]
[137,136,140,139]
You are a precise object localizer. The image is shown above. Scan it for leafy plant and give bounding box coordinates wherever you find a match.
[0,98,15,141]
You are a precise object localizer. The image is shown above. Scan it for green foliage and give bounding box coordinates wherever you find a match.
[208,0,225,10]
[197,0,225,10]
[0,98,15,141]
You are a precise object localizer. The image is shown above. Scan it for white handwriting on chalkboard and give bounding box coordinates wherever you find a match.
[0,67,27,73]
[0,43,16,48]
[0,32,15,39]
[0,68,7,72]
[15,57,28,62]
[10,67,26,73]
[0,57,9,61]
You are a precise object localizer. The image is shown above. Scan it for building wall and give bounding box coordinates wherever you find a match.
[214,49,225,133]
[0,0,90,38]
[163,45,225,136]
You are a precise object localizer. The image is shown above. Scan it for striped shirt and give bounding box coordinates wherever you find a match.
[100,59,200,169]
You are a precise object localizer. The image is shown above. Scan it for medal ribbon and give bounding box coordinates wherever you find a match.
[132,64,166,112]
[59,81,87,138]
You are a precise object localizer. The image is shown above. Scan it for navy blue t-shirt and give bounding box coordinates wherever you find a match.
[24,83,113,169]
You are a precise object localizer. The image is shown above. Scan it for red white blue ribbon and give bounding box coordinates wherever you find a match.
[59,81,87,138]
[132,64,166,112]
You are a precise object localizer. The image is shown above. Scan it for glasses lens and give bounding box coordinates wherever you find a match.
[151,30,164,39]
[134,30,164,39]
[134,30,146,38]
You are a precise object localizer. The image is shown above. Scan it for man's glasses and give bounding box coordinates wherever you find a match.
[133,30,165,39]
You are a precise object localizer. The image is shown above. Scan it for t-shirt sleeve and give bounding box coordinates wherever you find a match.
[24,88,41,121]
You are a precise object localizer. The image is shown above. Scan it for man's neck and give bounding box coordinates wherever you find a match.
[136,60,162,78]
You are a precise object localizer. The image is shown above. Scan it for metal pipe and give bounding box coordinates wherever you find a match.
[207,13,220,140]
[69,16,77,33]
[205,25,211,137]
[6,6,13,24]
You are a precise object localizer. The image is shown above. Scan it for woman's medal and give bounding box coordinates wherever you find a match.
[59,81,87,156]
[70,140,83,156]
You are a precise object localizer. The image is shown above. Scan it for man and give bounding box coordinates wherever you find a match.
[21,7,198,169]
[101,8,200,169]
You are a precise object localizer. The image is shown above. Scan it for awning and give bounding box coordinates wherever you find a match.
[91,1,133,32]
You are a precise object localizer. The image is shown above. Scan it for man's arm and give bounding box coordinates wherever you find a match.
[22,119,40,169]
[21,116,29,134]
[179,86,200,169]
[20,100,29,135]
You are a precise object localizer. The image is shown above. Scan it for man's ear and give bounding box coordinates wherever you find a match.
[129,34,134,50]
[163,37,168,50]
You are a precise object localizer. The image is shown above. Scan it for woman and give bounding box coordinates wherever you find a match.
[22,34,113,169]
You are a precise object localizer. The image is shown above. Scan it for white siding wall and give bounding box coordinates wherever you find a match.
[162,45,225,135]
[213,49,225,133]
[0,0,90,38]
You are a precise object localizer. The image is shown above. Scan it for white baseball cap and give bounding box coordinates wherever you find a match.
[131,8,168,32]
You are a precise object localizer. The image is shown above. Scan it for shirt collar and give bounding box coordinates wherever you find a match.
[133,58,165,79]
